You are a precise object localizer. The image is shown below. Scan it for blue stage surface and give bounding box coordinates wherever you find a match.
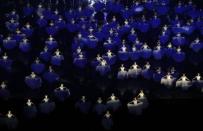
[0,0,203,130]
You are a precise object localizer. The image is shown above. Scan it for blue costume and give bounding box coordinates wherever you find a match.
[0,82,10,100]
[39,95,56,114]
[141,63,152,80]
[118,43,129,61]
[128,62,142,78]
[19,38,31,53]
[3,37,17,50]
[25,72,42,89]
[43,67,60,83]
[0,53,13,71]
[93,97,107,116]
[75,96,91,114]
[190,38,203,53]
[172,47,185,63]
[31,58,45,74]
[141,43,152,59]
[54,84,71,101]
[39,47,51,62]
[153,43,164,60]
[51,50,64,66]
[117,65,128,80]
[96,60,111,76]
[45,35,58,51]
[73,53,87,68]
[23,99,37,119]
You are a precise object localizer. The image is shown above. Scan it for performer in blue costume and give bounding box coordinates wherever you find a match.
[25,72,42,89]
[37,15,47,28]
[75,96,91,114]
[187,2,199,19]
[39,95,56,114]
[159,31,170,45]
[119,19,131,36]
[172,22,183,34]
[46,21,58,36]
[174,1,186,14]
[73,53,87,68]
[36,4,45,17]
[128,62,142,78]
[0,53,13,71]
[182,20,195,35]
[83,5,94,18]
[21,23,33,37]
[137,90,148,108]
[64,9,76,21]
[130,44,141,61]
[165,43,175,58]
[85,28,98,49]
[195,17,203,29]
[45,35,58,51]
[73,46,85,58]
[23,3,34,17]
[172,33,187,46]
[121,6,133,19]
[13,29,26,43]
[91,54,102,67]
[54,84,71,102]
[141,43,152,59]
[93,0,105,12]
[51,49,64,66]
[172,47,185,63]
[176,74,192,90]
[23,99,37,119]
[72,33,86,50]
[168,68,178,79]
[103,37,117,51]
[153,67,164,82]
[106,94,121,111]
[31,58,45,74]
[144,0,156,11]
[132,1,144,15]
[93,97,107,116]
[118,42,129,61]
[141,62,152,80]
[102,50,116,65]
[4,111,18,130]
[96,59,111,76]
[117,64,128,80]
[156,1,169,16]
[55,16,66,30]
[190,38,203,53]
[66,19,79,33]
[138,16,150,33]
[153,42,164,60]
[128,28,137,43]
[3,36,17,50]
[0,82,10,100]
[39,46,51,62]
[161,72,176,87]
[192,73,203,90]
[150,14,161,28]
[6,18,19,32]
[19,38,31,53]
[50,9,60,21]
[127,97,143,115]
[43,66,60,84]
[6,10,19,20]
[101,111,113,130]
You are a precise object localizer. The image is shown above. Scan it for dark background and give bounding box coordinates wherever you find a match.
[0,0,203,130]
